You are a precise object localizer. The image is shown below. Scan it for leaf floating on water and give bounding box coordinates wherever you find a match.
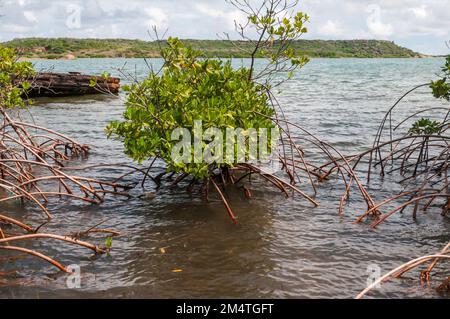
[143,192,156,200]
[172,268,183,273]
[160,248,166,254]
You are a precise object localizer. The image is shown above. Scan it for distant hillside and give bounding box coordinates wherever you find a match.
[4,38,423,59]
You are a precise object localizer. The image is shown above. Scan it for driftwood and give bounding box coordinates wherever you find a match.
[26,72,120,97]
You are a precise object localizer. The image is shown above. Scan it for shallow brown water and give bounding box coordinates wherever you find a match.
[0,58,449,299]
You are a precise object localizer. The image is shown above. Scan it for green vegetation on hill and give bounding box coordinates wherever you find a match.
[4,37,423,59]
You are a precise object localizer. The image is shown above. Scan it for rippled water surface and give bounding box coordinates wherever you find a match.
[0,58,449,299]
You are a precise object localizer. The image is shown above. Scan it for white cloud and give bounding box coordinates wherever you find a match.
[409,5,428,19]
[194,2,246,31]
[145,7,168,29]
[2,24,33,33]
[366,4,393,38]
[194,3,223,18]
[318,20,342,37]
[23,11,38,24]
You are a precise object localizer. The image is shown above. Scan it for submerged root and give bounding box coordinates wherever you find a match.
[350,80,450,297]
[336,81,450,227]
[436,277,450,294]
[0,107,125,275]
[133,113,376,224]
[356,241,450,299]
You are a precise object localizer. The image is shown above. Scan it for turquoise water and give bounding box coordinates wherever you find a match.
[0,58,448,298]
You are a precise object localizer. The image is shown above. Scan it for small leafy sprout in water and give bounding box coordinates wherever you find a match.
[104,236,113,253]
[409,118,441,135]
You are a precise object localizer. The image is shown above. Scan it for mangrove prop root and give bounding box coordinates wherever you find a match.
[327,81,450,227]
[0,107,127,275]
[0,234,106,253]
[352,82,450,296]
[356,242,450,299]
[0,245,69,273]
[210,177,238,224]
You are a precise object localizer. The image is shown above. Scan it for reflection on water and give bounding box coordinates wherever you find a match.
[0,58,449,299]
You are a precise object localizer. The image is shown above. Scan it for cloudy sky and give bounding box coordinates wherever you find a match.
[0,0,449,55]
